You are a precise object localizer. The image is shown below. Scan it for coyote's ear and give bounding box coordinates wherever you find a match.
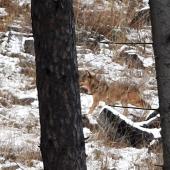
[85,70,91,77]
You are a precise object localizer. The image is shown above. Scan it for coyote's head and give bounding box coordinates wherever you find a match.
[79,70,91,86]
[79,70,100,95]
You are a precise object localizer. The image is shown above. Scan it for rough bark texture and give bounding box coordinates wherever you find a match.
[150,0,170,169]
[31,0,87,169]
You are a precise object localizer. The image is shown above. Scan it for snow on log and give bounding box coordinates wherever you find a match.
[135,113,160,129]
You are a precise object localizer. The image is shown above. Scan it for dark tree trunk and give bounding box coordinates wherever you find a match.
[31,0,87,170]
[150,0,170,169]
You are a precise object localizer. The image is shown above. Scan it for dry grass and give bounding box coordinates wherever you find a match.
[20,68,36,78]
[0,0,31,32]
[0,0,17,31]
[74,7,126,42]
[74,0,145,42]
[18,59,36,87]
[88,125,163,169]
[0,89,35,107]
[0,143,42,166]
[18,59,35,73]
[89,124,129,148]
[140,142,163,170]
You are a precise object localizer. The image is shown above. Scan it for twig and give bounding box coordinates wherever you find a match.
[154,164,164,169]
[15,162,24,170]
[108,105,158,111]
[85,40,153,45]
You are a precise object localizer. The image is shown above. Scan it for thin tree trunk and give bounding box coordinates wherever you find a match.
[150,0,170,169]
[31,0,87,169]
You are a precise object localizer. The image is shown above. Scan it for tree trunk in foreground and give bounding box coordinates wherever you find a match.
[150,0,170,169]
[31,0,87,169]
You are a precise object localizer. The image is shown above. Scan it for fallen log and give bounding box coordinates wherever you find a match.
[97,105,161,147]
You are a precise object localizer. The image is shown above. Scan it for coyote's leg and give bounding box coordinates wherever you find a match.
[88,95,99,114]
[122,102,128,116]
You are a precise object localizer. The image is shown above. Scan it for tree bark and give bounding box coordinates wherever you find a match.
[31,0,87,169]
[150,0,170,169]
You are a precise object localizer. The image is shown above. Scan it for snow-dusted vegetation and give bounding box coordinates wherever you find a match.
[0,0,162,169]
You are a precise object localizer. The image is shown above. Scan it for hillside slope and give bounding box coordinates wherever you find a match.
[0,0,162,170]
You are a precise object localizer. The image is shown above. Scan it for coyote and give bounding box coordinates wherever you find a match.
[79,70,151,114]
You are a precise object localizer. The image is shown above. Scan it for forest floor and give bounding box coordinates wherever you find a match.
[0,0,162,169]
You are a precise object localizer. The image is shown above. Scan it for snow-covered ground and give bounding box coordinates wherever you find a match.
[0,0,161,169]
